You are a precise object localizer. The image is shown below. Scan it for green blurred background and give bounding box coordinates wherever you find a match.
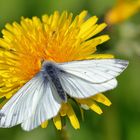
[0,0,140,140]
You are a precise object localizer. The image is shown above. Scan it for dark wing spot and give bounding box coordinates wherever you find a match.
[0,112,5,119]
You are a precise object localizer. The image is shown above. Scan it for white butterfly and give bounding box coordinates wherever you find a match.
[0,59,128,131]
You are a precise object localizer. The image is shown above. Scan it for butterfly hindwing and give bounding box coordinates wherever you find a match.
[21,82,62,131]
[60,73,117,98]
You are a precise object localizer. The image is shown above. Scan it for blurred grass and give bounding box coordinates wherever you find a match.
[0,0,140,140]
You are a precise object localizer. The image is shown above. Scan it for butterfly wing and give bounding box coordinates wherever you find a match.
[0,73,45,127]
[0,72,62,129]
[21,82,62,131]
[60,59,128,83]
[59,59,128,98]
[60,73,117,98]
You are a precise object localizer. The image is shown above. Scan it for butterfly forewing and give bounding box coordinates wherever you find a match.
[0,73,62,129]
[21,82,62,131]
[0,73,44,127]
[59,59,128,84]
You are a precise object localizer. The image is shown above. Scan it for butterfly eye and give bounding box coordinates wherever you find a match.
[46,65,53,70]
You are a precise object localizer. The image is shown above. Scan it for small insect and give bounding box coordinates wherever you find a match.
[0,59,128,131]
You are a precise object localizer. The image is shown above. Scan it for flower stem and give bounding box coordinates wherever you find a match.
[60,126,69,140]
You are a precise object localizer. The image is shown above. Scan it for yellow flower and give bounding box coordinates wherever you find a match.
[105,0,140,25]
[0,11,113,130]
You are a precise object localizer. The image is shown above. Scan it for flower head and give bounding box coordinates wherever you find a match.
[0,11,113,130]
[105,0,140,25]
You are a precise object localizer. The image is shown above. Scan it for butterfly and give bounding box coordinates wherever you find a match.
[0,59,128,131]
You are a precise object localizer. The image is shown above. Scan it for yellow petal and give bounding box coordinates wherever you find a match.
[51,11,60,29]
[78,39,101,57]
[81,23,108,40]
[93,35,110,44]
[41,121,48,128]
[42,14,49,23]
[90,23,107,37]
[77,99,103,115]
[53,115,62,130]
[67,104,80,129]
[0,39,10,49]
[32,17,42,29]
[86,54,114,59]
[78,10,88,23]
[0,87,19,99]
[79,16,98,36]
[5,93,12,99]
[5,23,14,33]
[92,93,112,106]
[58,11,68,27]
[79,24,98,40]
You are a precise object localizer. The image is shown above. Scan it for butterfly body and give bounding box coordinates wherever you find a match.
[41,61,67,102]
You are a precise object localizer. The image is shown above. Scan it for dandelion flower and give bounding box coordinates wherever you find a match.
[105,0,140,25]
[0,11,128,131]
